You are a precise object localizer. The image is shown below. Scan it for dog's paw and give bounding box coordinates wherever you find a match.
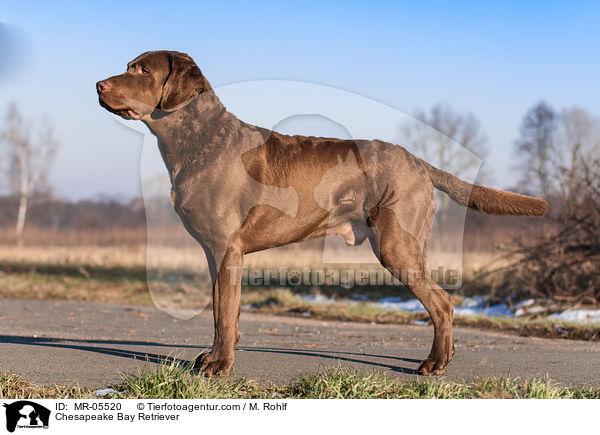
[417,358,447,376]
[200,358,234,378]
[192,351,213,371]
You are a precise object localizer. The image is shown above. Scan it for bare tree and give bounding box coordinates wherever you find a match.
[1,103,57,246]
[401,103,487,234]
[486,154,600,305]
[482,106,600,305]
[556,107,600,207]
[514,102,557,198]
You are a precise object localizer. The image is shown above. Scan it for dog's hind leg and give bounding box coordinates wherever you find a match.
[368,201,454,375]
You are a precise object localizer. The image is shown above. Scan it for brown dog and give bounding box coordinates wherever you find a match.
[97,51,548,377]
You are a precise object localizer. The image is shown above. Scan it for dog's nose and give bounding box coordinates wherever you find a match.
[96,80,110,93]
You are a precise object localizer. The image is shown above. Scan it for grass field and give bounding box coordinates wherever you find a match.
[0,244,598,341]
[2,363,599,399]
[0,242,492,308]
[0,243,502,275]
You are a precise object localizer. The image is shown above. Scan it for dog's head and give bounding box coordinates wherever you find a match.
[96,50,210,120]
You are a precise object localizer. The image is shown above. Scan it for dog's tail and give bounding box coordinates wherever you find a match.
[422,161,549,216]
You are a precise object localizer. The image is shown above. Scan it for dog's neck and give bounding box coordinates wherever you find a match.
[143,91,234,181]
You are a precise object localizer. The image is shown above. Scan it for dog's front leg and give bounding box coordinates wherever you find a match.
[192,279,220,369]
[196,239,243,377]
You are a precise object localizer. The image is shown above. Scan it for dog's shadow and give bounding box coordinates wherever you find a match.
[0,335,419,375]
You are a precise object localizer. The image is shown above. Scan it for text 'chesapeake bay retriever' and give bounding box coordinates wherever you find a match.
[97,51,548,377]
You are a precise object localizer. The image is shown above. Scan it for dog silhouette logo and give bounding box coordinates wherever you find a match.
[3,401,50,432]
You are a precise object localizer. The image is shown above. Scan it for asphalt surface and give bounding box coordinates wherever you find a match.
[1,298,599,388]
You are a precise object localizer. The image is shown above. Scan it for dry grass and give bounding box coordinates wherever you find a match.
[0,227,146,247]
[0,243,503,278]
[0,240,515,323]
[2,365,599,399]
[0,243,503,310]
[0,245,147,268]
[0,269,151,305]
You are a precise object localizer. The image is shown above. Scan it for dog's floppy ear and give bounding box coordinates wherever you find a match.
[159,52,210,112]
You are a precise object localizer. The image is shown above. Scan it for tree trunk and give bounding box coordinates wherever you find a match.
[15,192,28,247]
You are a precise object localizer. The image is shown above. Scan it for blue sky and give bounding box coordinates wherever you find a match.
[1,1,599,200]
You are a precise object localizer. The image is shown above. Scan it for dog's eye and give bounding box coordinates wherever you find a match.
[141,67,150,75]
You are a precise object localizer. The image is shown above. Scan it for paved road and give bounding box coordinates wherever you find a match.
[0,298,598,388]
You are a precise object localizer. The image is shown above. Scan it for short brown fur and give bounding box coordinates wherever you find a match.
[97,51,548,377]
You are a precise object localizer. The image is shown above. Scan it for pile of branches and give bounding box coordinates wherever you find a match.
[486,163,600,305]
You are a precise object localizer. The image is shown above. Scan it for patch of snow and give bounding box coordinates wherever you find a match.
[294,292,600,325]
[377,295,512,318]
[304,294,330,303]
[514,305,547,317]
[455,303,513,318]
[514,299,536,308]
[304,294,356,305]
[94,388,119,397]
[549,309,600,324]
[461,296,486,307]
[378,296,404,304]
[376,298,426,312]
